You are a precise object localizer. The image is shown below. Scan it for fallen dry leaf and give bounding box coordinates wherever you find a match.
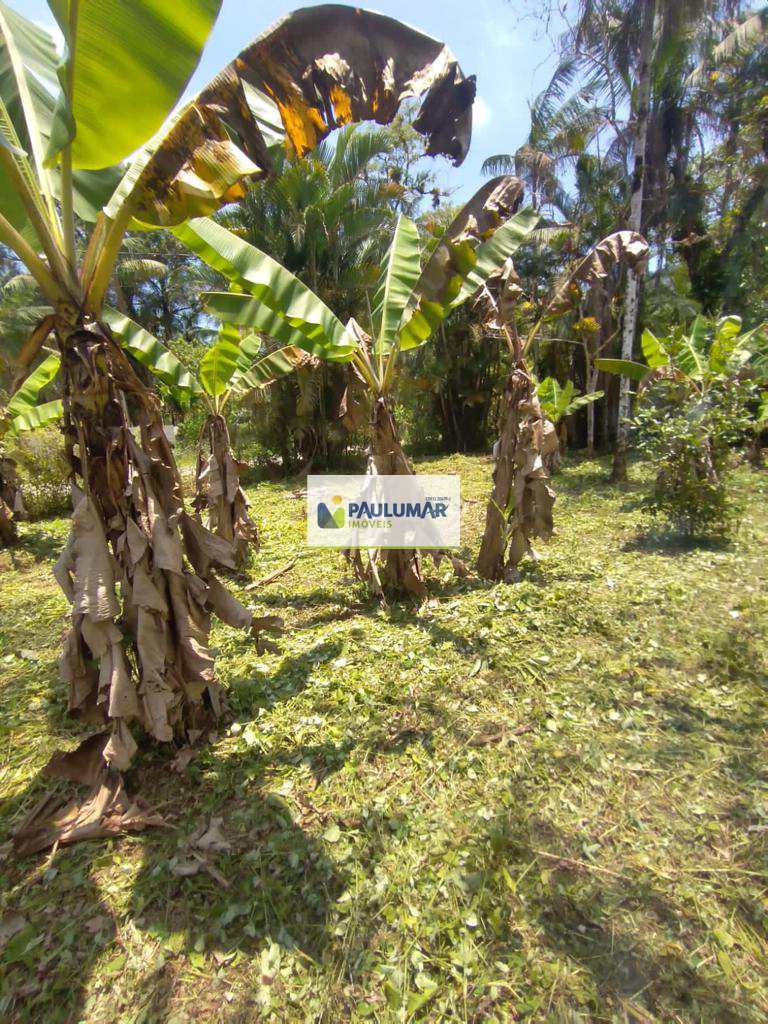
[171,747,197,773]
[194,817,232,855]
[12,774,165,856]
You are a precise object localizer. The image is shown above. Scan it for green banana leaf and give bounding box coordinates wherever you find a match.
[7,350,60,414]
[0,2,61,240]
[398,207,540,351]
[0,5,126,240]
[199,324,242,399]
[45,0,221,170]
[678,316,707,379]
[566,390,604,412]
[234,345,313,391]
[102,307,200,394]
[10,397,62,433]
[371,214,421,355]
[594,358,650,382]
[176,218,350,358]
[640,329,667,369]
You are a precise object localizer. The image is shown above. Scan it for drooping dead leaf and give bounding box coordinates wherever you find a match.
[479,257,524,329]
[101,6,475,229]
[205,574,254,631]
[193,416,259,566]
[12,774,165,857]
[411,176,524,311]
[181,512,238,575]
[102,719,138,771]
[65,496,121,622]
[43,732,110,787]
[546,231,649,314]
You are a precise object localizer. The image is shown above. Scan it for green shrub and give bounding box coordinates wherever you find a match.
[633,378,753,538]
[11,427,70,519]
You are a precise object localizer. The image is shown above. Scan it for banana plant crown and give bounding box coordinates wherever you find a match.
[534,376,604,425]
[595,315,768,391]
[0,1,476,386]
[193,175,542,394]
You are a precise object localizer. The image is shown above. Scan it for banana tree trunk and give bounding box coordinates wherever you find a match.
[0,455,24,546]
[612,0,656,482]
[52,317,277,773]
[371,396,427,597]
[477,365,556,582]
[346,395,426,599]
[194,414,259,567]
[543,420,566,474]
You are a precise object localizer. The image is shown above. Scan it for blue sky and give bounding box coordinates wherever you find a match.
[25,0,567,204]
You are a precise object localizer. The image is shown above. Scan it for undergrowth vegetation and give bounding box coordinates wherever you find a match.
[1,454,766,1023]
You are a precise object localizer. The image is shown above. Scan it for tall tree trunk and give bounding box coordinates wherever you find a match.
[53,317,278,774]
[586,363,599,456]
[0,455,23,546]
[612,0,656,482]
[477,364,556,582]
[194,414,259,567]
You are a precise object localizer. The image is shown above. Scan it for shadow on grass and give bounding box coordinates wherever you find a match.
[3,610,766,1022]
[1,743,347,1022]
[622,526,734,556]
[5,524,65,564]
[454,813,754,1023]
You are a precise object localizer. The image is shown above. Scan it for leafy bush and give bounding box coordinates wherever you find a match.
[11,427,70,519]
[598,315,767,538]
[633,378,752,537]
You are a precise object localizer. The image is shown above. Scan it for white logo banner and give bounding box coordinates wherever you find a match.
[307,475,461,549]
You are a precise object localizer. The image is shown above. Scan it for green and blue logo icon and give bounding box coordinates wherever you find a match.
[317,493,346,529]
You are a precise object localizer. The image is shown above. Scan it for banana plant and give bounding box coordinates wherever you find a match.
[105,309,312,564]
[476,231,650,581]
[0,0,476,795]
[596,315,768,470]
[534,376,604,472]
[536,377,605,426]
[178,176,541,596]
[8,310,312,559]
[595,315,768,390]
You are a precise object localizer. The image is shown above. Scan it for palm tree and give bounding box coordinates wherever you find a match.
[534,0,747,477]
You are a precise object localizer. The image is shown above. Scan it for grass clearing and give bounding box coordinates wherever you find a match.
[1,453,767,1023]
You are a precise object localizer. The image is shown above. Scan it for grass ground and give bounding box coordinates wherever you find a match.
[0,453,766,1023]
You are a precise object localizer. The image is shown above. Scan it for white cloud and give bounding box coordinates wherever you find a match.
[473,96,492,131]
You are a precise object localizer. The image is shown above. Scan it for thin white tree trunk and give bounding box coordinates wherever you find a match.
[586,363,598,455]
[613,0,656,481]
